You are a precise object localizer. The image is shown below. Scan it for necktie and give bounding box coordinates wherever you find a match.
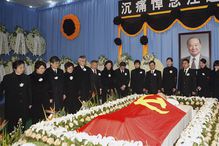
[191,58,196,69]
[94,70,97,74]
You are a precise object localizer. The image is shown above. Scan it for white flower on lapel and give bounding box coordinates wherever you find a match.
[83,68,86,71]
[186,73,190,76]
[169,70,173,74]
[108,74,111,77]
[140,71,143,74]
[154,73,157,76]
[125,73,127,76]
[54,76,58,80]
[38,78,43,82]
[202,73,205,76]
[98,73,101,76]
[19,83,24,87]
[69,76,73,80]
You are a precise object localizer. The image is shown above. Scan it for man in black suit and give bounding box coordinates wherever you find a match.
[74,56,92,101]
[90,60,102,99]
[145,61,162,94]
[162,57,177,95]
[114,62,130,98]
[196,58,211,97]
[178,59,197,97]
[45,56,64,111]
[211,60,219,99]
[130,60,145,94]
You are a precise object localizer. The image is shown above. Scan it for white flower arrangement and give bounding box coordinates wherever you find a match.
[26,28,46,56]
[23,94,143,146]
[174,96,219,146]
[14,95,219,146]
[9,26,28,55]
[142,54,155,65]
[98,55,108,66]
[0,24,10,55]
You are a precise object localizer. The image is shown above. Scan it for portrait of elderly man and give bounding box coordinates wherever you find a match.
[181,37,209,69]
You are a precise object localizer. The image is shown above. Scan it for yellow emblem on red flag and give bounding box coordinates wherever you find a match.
[134,95,169,114]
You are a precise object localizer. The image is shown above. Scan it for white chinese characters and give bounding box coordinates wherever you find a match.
[136,0,147,13]
[121,2,132,15]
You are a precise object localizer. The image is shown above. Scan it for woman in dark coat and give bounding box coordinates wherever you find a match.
[30,61,50,124]
[63,62,81,114]
[196,59,211,97]
[210,60,219,99]
[0,60,32,132]
[101,60,115,103]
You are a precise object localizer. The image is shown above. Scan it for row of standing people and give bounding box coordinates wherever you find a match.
[1,55,219,132]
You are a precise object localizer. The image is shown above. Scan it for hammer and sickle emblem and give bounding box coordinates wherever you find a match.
[134,95,169,114]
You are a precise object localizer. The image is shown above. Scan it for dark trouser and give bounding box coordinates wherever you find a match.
[117,88,129,98]
[102,88,115,104]
[132,88,144,94]
[63,96,82,114]
[164,88,174,96]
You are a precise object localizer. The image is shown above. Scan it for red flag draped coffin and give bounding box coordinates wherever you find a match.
[78,94,186,146]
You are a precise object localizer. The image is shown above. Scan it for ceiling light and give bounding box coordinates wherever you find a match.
[29,5,33,8]
[6,0,10,2]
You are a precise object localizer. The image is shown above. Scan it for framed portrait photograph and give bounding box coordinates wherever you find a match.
[179,31,211,69]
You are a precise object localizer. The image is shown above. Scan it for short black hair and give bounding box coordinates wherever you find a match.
[213,60,219,67]
[12,60,25,69]
[119,62,126,67]
[34,61,46,70]
[79,55,86,59]
[49,56,60,63]
[149,60,155,65]
[200,58,207,64]
[91,60,98,64]
[182,58,189,64]
[104,60,113,67]
[134,60,141,64]
[166,57,173,62]
[64,62,74,70]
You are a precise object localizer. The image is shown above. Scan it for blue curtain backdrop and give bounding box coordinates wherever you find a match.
[0,0,219,68]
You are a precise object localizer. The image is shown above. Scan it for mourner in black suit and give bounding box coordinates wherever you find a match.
[114,62,130,98]
[90,60,102,99]
[45,56,64,111]
[63,62,81,114]
[210,60,219,99]
[74,56,92,101]
[0,60,32,132]
[130,60,145,94]
[101,60,115,103]
[145,61,162,94]
[162,57,177,95]
[196,59,211,97]
[30,61,50,124]
[178,59,197,97]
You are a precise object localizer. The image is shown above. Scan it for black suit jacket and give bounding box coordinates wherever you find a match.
[210,70,219,98]
[114,68,130,90]
[101,69,115,90]
[74,65,92,100]
[145,70,162,94]
[130,68,145,94]
[0,72,32,121]
[162,66,177,95]
[45,67,64,109]
[90,69,102,93]
[197,67,211,97]
[178,68,196,97]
